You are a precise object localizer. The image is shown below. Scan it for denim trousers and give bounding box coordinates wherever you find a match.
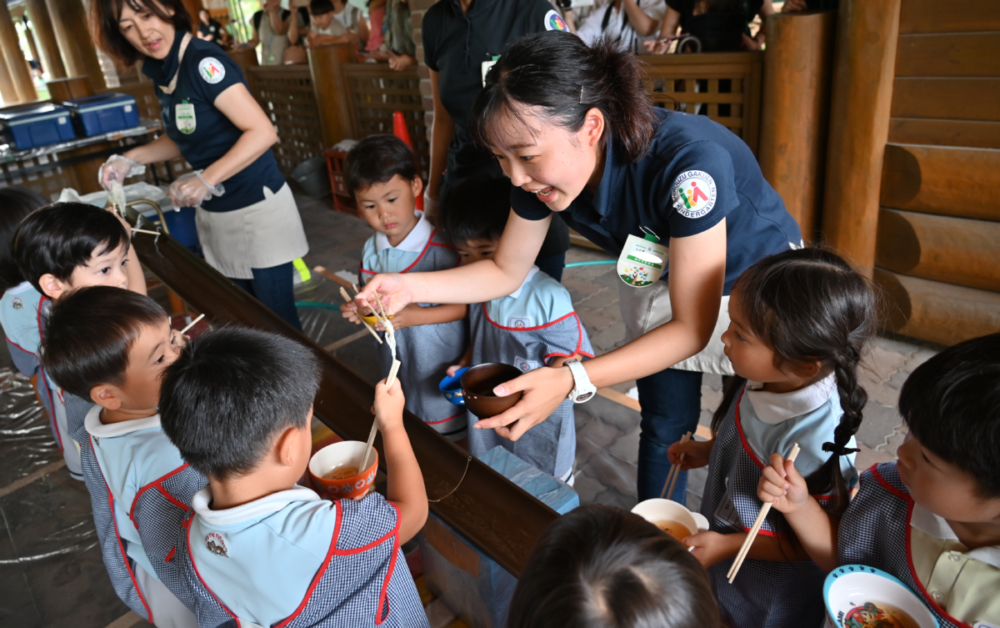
[229,262,303,332]
[636,367,704,505]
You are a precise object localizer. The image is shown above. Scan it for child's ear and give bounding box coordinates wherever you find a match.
[275,425,304,467]
[90,385,123,411]
[39,273,68,300]
[789,359,823,380]
[410,176,423,200]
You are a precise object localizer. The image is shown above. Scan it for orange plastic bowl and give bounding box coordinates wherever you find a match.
[309,441,378,500]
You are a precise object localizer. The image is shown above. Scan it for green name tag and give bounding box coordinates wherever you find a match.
[176,102,196,135]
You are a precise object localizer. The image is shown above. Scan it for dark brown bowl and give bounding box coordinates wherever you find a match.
[461,363,525,419]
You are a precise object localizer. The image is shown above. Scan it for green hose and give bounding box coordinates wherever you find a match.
[564,260,616,268]
[295,302,341,311]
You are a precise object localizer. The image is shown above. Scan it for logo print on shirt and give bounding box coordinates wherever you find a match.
[198,57,226,84]
[206,532,229,557]
[11,297,21,310]
[514,356,539,373]
[671,170,717,219]
[544,10,569,32]
[509,316,532,329]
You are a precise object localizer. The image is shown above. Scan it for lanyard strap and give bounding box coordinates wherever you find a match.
[159,32,192,96]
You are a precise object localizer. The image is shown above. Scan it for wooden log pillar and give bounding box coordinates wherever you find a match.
[25,0,66,79]
[0,1,38,102]
[820,0,901,271]
[0,52,20,104]
[183,0,204,32]
[309,44,355,148]
[46,76,95,102]
[758,11,836,244]
[45,0,106,90]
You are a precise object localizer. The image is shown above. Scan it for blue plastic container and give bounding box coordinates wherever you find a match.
[63,93,140,137]
[0,104,76,150]
[162,207,201,254]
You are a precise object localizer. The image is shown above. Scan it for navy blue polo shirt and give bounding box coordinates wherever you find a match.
[511,109,802,295]
[143,36,285,212]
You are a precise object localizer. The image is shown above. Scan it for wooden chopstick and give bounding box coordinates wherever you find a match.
[727,442,802,583]
[179,313,205,335]
[666,430,692,500]
[660,431,692,499]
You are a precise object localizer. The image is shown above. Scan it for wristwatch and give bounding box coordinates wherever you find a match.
[564,359,596,403]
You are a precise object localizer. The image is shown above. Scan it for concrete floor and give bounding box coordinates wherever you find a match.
[0,190,941,628]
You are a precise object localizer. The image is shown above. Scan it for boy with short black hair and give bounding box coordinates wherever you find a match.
[14,201,146,301]
[758,333,1000,628]
[42,286,204,628]
[10,201,148,480]
[343,135,469,440]
[160,327,429,628]
[445,175,593,481]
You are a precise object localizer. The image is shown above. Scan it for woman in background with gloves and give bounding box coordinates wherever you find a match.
[93,0,308,330]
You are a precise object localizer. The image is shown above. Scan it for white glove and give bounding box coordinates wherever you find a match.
[168,170,225,209]
[99,155,145,190]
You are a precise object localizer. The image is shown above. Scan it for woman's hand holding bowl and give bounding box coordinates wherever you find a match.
[473,365,575,441]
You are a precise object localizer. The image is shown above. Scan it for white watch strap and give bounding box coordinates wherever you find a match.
[566,359,596,403]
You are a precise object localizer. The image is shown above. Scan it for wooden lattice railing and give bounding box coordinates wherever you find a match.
[335,64,429,179]
[641,52,763,154]
[246,65,326,177]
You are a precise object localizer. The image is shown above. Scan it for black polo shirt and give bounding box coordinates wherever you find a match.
[423,0,570,257]
[511,109,802,295]
[422,0,560,180]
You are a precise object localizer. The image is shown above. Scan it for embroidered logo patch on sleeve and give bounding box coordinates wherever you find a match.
[198,58,226,84]
[671,170,717,219]
[545,10,569,31]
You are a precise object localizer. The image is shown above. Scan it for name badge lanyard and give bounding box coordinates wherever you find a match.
[155,34,198,136]
[617,226,669,288]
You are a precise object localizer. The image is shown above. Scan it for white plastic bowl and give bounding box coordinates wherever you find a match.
[823,564,939,628]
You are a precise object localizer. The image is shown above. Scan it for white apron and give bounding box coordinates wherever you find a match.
[195,183,309,280]
[618,280,734,376]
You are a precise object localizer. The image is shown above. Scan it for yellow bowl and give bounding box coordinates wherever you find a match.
[361,313,394,326]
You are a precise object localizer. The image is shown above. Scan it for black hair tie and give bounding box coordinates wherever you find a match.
[822,442,860,457]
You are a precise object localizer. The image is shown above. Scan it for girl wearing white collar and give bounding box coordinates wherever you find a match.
[670,248,877,628]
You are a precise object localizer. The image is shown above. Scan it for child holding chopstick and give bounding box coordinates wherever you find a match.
[341,136,469,440]
[758,333,1000,628]
[667,248,877,628]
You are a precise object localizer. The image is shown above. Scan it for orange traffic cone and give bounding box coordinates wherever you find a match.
[392,111,422,210]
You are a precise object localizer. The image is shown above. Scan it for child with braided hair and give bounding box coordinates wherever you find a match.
[667,247,877,628]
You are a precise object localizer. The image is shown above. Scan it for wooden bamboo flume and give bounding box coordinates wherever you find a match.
[727,442,802,583]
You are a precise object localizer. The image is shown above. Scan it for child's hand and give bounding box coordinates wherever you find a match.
[758,453,809,514]
[340,301,363,326]
[685,530,737,569]
[668,438,713,470]
[376,304,415,331]
[373,378,405,433]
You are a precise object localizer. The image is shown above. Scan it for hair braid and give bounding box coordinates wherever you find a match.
[804,346,866,516]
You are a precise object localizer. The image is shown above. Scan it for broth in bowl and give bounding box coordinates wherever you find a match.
[653,520,692,540]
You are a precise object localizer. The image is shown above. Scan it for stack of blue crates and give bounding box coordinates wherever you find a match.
[0,104,76,150]
[63,93,140,137]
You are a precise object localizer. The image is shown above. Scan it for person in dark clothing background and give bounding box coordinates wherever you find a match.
[422,0,571,281]
[647,0,773,53]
